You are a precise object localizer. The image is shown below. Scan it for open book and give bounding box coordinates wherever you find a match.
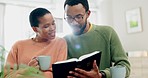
[52,51,102,78]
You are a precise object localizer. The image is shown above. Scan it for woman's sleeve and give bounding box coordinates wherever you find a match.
[56,39,68,61]
[4,43,18,77]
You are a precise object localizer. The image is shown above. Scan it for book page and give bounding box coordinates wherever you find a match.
[54,58,78,64]
[79,51,100,61]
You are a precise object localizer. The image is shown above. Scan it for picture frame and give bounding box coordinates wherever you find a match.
[125,8,142,33]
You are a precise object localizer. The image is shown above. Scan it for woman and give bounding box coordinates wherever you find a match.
[4,8,67,78]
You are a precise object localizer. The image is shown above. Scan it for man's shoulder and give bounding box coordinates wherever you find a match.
[63,24,115,40]
[93,24,114,32]
[92,24,115,35]
[91,24,117,39]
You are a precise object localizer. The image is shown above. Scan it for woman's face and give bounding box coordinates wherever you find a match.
[36,13,56,41]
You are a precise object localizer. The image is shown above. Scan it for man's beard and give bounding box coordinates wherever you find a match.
[72,22,87,35]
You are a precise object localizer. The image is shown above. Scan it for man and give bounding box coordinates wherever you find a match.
[63,0,130,78]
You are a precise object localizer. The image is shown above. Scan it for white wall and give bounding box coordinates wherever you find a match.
[111,0,148,51]
[0,1,55,51]
[0,3,5,46]
[3,4,34,51]
[98,0,113,26]
[0,4,5,72]
[1,0,147,52]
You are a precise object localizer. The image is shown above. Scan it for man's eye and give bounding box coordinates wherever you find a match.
[76,16,81,19]
[76,15,82,19]
[66,16,71,19]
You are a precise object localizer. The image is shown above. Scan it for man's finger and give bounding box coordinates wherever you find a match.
[67,76,76,78]
[69,70,86,78]
[93,60,99,72]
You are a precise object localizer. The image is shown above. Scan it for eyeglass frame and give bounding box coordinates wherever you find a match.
[64,11,88,23]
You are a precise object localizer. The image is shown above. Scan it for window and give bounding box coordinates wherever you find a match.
[55,18,63,33]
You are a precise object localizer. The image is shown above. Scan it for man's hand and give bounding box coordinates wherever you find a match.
[67,60,102,78]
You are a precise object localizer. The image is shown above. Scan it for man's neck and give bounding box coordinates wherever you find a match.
[83,22,91,33]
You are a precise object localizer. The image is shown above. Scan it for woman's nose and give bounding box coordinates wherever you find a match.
[49,25,56,31]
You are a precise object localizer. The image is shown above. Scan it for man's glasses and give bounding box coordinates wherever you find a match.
[64,12,87,23]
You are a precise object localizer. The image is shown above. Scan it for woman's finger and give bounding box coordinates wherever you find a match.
[28,58,38,66]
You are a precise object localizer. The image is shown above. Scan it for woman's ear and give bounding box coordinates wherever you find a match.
[32,27,38,32]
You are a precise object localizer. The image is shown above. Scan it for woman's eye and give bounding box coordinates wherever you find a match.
[52,22,55,25]
[44,25,49,28]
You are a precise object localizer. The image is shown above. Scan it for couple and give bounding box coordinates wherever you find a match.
[4,0,130,78]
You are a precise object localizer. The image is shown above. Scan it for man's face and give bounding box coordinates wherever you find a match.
[64,3,88,35]
[35,13,56,41]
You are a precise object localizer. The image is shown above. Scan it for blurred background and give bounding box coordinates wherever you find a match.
[0,0,148,77]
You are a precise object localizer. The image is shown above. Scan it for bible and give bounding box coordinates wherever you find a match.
[52,51,102,78]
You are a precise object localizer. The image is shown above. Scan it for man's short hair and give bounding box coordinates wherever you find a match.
[29,8,51,27]
[64,0,89,12]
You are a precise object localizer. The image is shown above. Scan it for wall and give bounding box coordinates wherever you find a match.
[128,51,148,78]
[0,3,5,72]
[112,0,148,51]
[0,3,5,46]
[98,0,113,26]
[0,0,147,54]
[3,4,34,51]
[0,1,55,51]
[0,4,5,71]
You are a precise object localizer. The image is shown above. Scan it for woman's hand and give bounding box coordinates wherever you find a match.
[28,57,39,69]
[67,60,102,78]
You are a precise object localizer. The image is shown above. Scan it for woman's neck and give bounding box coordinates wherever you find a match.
[32,36,49,43]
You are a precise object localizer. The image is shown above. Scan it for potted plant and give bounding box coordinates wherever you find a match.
[0,45,44,78]
[0,45,6,77]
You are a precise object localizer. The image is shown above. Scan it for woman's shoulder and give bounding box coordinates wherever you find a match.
[54,37,66,43]
[13,39,32,45]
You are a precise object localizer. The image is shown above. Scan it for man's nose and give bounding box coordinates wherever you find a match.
[70,20,79,26]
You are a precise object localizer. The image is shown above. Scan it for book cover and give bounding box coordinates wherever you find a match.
[52,51,102,78]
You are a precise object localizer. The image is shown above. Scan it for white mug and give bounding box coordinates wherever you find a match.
[37,55,51,70]
[110,66,126,78]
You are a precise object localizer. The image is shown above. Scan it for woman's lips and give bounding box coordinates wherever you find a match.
[49,31,55,37]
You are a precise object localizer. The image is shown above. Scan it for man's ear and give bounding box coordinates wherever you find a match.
[32,27,38,32]
[86,10,91,18]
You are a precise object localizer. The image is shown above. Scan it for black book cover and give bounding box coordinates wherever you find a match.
[52,51,102,78]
